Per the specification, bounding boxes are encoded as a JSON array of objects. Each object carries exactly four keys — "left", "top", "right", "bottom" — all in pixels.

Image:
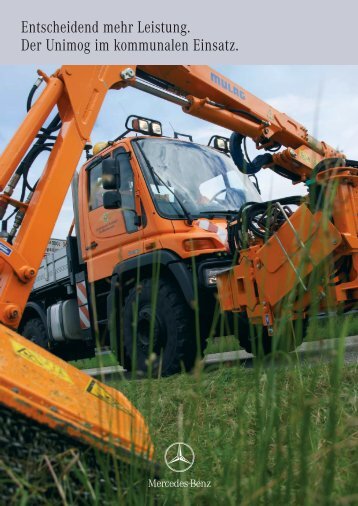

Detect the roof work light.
[
  {"left": 126, "top": 115, "right": 163, "bottom": 137},
  {"left": 208, "top": 135, "right": 230, "bottom": 153}
]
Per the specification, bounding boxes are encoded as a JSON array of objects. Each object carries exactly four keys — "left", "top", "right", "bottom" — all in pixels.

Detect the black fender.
[{"left": 110, "top": 250, "right": 195, "bottom": 306}]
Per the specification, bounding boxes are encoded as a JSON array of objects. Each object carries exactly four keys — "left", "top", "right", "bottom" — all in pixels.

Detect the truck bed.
[{"left": 33, "top": 246, "right": 70, "bottom": 291}]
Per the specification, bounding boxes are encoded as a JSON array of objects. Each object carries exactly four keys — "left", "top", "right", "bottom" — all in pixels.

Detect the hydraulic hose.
[{"left": 229, "top": 132, "right": 273, "bottom": 175}]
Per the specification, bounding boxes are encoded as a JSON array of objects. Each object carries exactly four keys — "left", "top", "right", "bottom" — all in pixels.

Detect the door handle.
[{"left": 85, "top": 241, "right": 98, "bottom": 251}]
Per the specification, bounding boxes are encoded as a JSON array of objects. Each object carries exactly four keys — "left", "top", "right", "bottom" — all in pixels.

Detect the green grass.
[
  {"left": 70, "top": 352, "right": 118, "bottom": 370},
  {"left": 306, "top": 313, "right": 358, "bottom": 342},
  {"left": 5, "top": 344, "right": 356, "bottom": 505},
  {"left": 110, "top": 357, "right": 358, "bottom": 505},
  {"left": 4, "top": 311, "right": 358, "bottom": 505},
  {"left": 205, "top": 312, "right": 358, "bottom": 355},
  {"left": 65, "top": 312, "right": 356, "bottom": 503}
]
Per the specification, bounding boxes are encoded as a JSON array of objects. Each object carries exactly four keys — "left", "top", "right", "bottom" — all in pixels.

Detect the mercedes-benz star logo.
[{"left": 164, "top": 442, "right": 195, "bottom": 472}]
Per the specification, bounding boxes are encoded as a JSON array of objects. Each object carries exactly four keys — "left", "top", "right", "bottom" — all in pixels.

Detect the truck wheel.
[
  {"left": 22, "top": 318, "right": 49, "bottom": 349},
  {"left": 237, "top": 313, "right": 307, "bottom": 356},
  {"left": 123, "top": 278, "right": 197, "bottom": 376}
]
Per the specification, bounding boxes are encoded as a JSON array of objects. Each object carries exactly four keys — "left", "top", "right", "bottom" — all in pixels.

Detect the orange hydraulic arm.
[
  {"left": 0, "top": 66, "right": 166, "bottom": 470},
  {"left": 0, "top": 66, "right": 131, "bottom": 329},
  {"left": 138, "top": 65, "right": 340, "bottom": 179},
  {"left": 0, "top": 65, "right": 354, "bottom": 333}
]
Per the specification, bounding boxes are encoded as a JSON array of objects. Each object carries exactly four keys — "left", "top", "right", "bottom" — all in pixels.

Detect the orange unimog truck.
[
  {"left": 2, "top": 64, "right": 355, "bottom": 483},
  {"left": 20, "top": 115, "right": 261, "bottom": 375},
  {"left": 6, "top": 65, "right": 354, "bottom": 380}
]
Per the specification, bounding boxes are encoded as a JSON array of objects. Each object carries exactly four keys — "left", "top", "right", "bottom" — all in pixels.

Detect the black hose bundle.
[
  {"left": 229, "top": 132, "right": 273, "bottom": 175},
  {"left": 2, "top": 78, "right": 62, "bottom": 237},
  {"left": 227, "top": 196, "right": 303, "bottom": 256}
]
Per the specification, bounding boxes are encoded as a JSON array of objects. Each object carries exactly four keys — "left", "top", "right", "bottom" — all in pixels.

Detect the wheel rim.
[{"left": 136, "top": 305, "right": 167, "bottom": 356}]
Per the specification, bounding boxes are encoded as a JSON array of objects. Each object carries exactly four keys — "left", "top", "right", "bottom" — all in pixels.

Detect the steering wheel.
[
  {"left": 209, "top": 187, "right": 247, "bottom": 209},
  {"left": 208, "top": 188, "right": 227, "bottom": 202}
]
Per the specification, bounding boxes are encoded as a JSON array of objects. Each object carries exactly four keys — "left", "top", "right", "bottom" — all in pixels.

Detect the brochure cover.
[{"left": 0, "top": 1, "right": 357, "bottom": 504}]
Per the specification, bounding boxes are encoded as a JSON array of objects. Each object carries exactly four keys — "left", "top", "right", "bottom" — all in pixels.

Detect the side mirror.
[
  {"left": 103, "top": 191, "right": 122, "bottom": 209},
  {"left": 102, "top": 158, "right": 120, "bottom": 190}
]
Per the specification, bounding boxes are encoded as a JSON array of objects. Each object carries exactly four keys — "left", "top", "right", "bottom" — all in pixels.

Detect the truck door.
[{"left": 81, "top": 145, "right": 144, "bottom": 281}]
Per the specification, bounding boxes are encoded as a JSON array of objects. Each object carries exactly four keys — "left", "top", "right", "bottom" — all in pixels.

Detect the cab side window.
[
  {"left": 89, "top": 160, "right": 104, "bottom": 211},
  {"left": 88, "top": 148, "right": 137, "bottom": 233},
  {"left": 115, "top": 147, "right": 136, "bottom": 233}
]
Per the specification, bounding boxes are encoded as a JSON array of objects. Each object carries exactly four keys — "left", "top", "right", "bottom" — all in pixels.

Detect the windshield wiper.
[
  {"left": 199, "top": 210, "right": 239, "bottom": 218},
  {"left": 136, "top": 142, "right": 194, "bottom": 224}
]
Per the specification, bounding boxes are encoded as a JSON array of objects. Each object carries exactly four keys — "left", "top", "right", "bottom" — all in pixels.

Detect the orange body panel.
[
  {"left": 217, "top": 168, "right": 358, "bottom": 326},
  {"left": 254, "top": 206, "right": 341, "bottom": 307},
  {"left": 79, "top": 137, "right": 229, "bottom": 282},
  {"left": 0, "top": 66, "right": 157, "bottom": 464},
  {"left": 0, "top": 325, "right": 153, "bottom": 461}
]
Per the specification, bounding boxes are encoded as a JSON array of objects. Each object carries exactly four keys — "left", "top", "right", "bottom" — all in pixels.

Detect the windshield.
[{"left": 133, "top": 138, "right": 261, "bottom": 219}]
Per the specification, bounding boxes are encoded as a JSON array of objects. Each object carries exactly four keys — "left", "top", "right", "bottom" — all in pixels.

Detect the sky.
[{"left": 0, "top": 65, "right": 357, "bottom": 238}]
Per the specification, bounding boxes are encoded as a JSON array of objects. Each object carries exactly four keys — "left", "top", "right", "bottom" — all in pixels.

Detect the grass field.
[
  {"left": 7, "top": 336, "right": 356, "bottom": 505},
  {"left": 68, "top": 308, "right": 358, "bottom": 505},
  {"left": 110, "top": 351, "right": 357, "bottom": 505},
  {"left": 64, "top": 302, "right": 358, "bottom": 504}
]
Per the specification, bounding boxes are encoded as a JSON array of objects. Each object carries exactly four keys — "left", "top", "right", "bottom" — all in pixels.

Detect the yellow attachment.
[
  {"left": 0, "top": 325, "right": 153, "bottom": 464},
  {"left": 93, "top": 141, "right": 109, "bottom": 155}
]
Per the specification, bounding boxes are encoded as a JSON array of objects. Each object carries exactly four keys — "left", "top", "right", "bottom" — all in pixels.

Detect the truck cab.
[{"left": 21, "top": 115, "right": 261, "bottom": 376}]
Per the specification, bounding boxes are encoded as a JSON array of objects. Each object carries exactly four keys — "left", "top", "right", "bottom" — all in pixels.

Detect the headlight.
[{"left": 203, "top": 266, "right": 230, "bottom": 286}]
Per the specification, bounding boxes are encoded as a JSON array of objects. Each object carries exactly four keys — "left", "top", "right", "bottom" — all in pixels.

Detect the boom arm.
[
  {"left": 0, "top": 65, "right": 350, "bottom": 329},
  {"left": 137, "top": 65, "right": 341, "bottom": 178}
]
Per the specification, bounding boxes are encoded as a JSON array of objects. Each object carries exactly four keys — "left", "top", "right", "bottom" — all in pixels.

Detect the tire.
[
  {"left": 236, "top": 313, "right": 307, "bottom": 356},
  {"left": 22, "top": 318, "right": 49, "bottom": 349},
  {"left": 122, "top": 278, "right": 198, "bottom": 376},
  {"left": 238, "top": 323, "right": 272, "bottom": 355}
]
